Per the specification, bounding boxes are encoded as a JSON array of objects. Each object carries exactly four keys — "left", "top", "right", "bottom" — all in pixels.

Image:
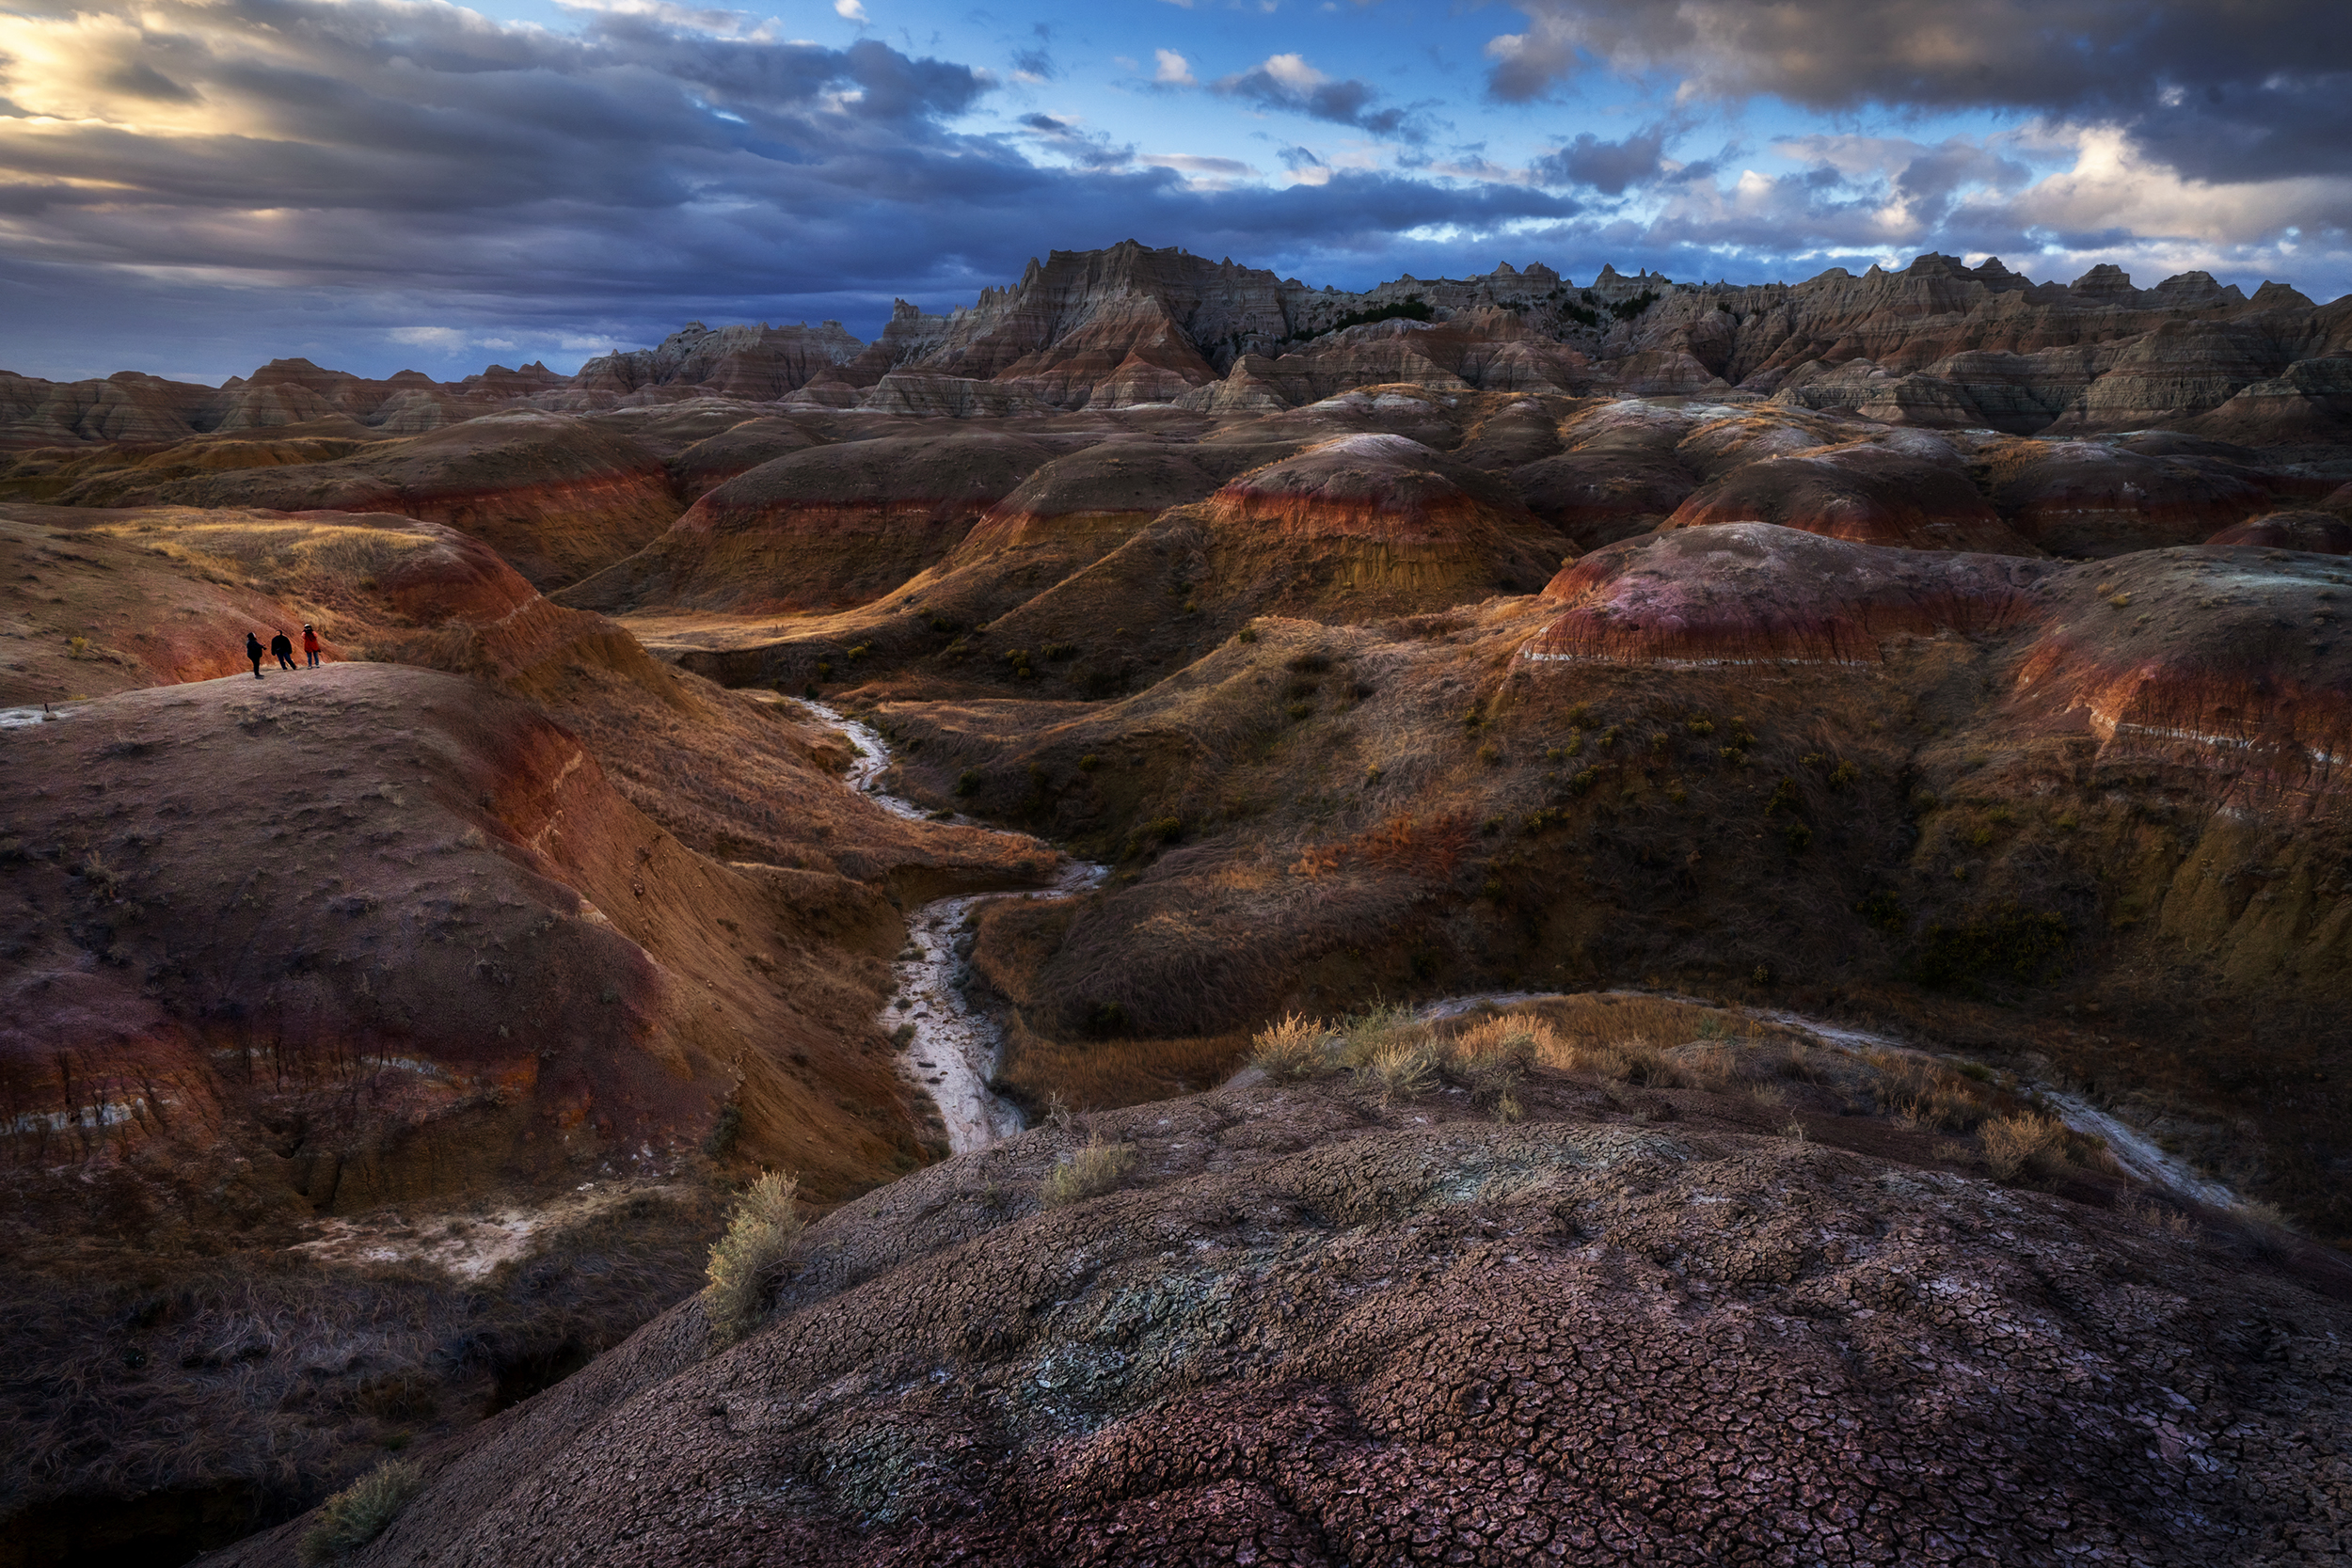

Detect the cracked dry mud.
[{"left": 216, "top": 1070, "right": 2351, "bottom": 1568}]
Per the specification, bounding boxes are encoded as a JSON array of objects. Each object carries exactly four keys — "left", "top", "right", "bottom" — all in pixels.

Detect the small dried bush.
[
  {"left": 300, "top": 1459, "right": 421, "bottom": 1562},
  {"left": 702, "top": 1171, "right": 803, "bottom": 1346},
  {"left": 1450, "top": 1016, "right": 1540, "bottom": 1119},
  {"left": 2117, "top": 1193, "right": 2195, "bottom": 1239},
  {"left": 1042, "top": 1134, "right": 1136, "bottom": 1207},
  {"left": 1250, "top": 1013, "right": 1334, "bottom": 1081},
  {"left": 1363, "top": 1034, "right": 1446, "bottom": 1098},
  {"left": 1335, "top": 1004, "right": 1422, "bottom": 1069},
  {"left": 1981, "top": 1112, "right": 2069, "bottom": 1181}
]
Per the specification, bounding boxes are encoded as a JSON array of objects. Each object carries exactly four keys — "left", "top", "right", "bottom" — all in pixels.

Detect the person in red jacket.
[{"left": 302, "top": 624, "right": 322, "bottom": 668}]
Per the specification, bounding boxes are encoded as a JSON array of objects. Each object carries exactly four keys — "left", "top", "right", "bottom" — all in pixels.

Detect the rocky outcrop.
[
  {"left": 566, "top": 321, "right": 865, "bottom": 406},
  {"left": 209, "top": 1071, "right": 2352, "bottom": 1568},
  {"left": 1528, "top": 523, "right": 2052, "bottom": 666},
  {"left": 9, "top": 250, "right": 2348, "bottom": 442}
]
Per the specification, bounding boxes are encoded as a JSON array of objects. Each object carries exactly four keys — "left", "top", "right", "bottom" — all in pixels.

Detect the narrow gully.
[{"left": 814, "top": 709, "right": 2245, "bottom": 1208}]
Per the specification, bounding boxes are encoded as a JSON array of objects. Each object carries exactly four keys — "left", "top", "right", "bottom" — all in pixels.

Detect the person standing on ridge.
[
  {"left": 246, "top": 631, "right": 265, "bottom": 678},
  {"left": 302, "top": 624, "right": 321, "bottom": 668},
  {"left": 270, "top": 629, "right": 296, "bottom": 672}
]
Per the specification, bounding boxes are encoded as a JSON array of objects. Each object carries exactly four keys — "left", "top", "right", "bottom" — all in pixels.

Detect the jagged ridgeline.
[
  {"left": 7, "top": 241, "right": 2348, "bottom": 440},
  {"left": 6, "top": 240, "right": 2352, "bottom": 1568}
]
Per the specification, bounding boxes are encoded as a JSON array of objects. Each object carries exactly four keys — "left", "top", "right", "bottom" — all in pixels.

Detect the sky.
[{"left": 2, "top": 0, "right": 2347, "bottom": 385}]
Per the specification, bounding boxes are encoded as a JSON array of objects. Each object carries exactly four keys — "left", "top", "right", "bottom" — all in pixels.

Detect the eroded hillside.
[{"left": 5, "top": 240, "right": 2351, "bottom": 1566}]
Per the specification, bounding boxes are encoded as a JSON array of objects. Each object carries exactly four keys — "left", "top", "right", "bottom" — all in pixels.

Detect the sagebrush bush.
[
  {"left": 1981, "top": 1112, "right": 2069, "bottom": 1180},
  {"left": 300, "top": 1459, "right": 421, "bottom": 1562},
  {"left": 1042, "top": 1134, "right": 1136, "bottom": 1207},
  {"left": 1250, "top": 1013, "right": 1333, "bottom": 1081},
  {"left": 702, "top": 1171, "right": 803, "bottom": 1346}
]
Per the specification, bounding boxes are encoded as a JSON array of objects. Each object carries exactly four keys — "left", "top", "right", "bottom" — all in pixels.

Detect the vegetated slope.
[{"left": 209, "top": 1061, "right": 2352, "bottom": 1567}]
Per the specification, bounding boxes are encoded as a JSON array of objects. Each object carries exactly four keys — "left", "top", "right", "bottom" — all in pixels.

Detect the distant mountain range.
[{"left": 8, "top": 242, "right": 2349, "bottom": 448}]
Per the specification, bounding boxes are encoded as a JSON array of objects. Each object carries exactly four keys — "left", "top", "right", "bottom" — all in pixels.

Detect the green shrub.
[
  {"left": 700, "top": 1102, "right": 742, "bottom": 1159},
  {"left": 954, "top": 769, "right": 980, "bottom": 797},
  {"left": 1042, "top": 1135, "right": 1136, "bottom": 1206},
  {"left": 1234, "top": 626, "right": 1258, "bottom": 643},
  {"left": 1077, "top": 753, "right": 1100, "bottom": 771},
  {"left": 701, "top": 1171, "right": 803, "bottom": 1346},
  {"left": 300, "top": 1460, "right": 421, "bottom": 1562}
]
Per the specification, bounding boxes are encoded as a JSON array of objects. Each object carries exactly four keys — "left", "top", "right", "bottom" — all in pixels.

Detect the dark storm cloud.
[
  {"left": 1213, "top": 59, "right": 1424, "bottom": 142},
  {"left": 1485, "top": 0, "right": 2352, "bottom": 182},
  {"left": 0, "top": 1, "right": 1584, "bottom": 379},
  {"left": 1531, "top": 124, "right": 1671, "bottom": 195}
]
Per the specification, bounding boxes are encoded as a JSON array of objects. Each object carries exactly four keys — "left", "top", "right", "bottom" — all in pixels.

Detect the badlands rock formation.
[
  {"left": 1530, "top": 524, "right": 2052, "bottom": 665},
  {"left": 6, "top": 242, "right": 2352, "bottom": 1567},
  {"left": 211, "top": 1069, "right": 2352, "bottom": 1568},
  {"left": 8, "top": 245, "right": 2350, "bottom": 450}
]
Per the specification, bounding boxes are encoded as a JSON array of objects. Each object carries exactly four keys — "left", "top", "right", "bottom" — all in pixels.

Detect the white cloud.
[
  {"left": 834, "top": 0, "right": 866, "bottom": 22},
  {"left": 388, "top": 327, "right": 472, "bottom": 352},
  {"left": 1141, "top": 152, "right": 1255, "bottom": 190},
  {"left": 1152, "top": 49, "right": 1196, "bottom": 87},
  {"left": 1260, "top": 54, "right": 1327, "bottom": 90}
]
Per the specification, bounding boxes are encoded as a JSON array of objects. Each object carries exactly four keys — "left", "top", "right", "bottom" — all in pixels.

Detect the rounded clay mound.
[
  {"left": 560, "top": 433, "right": 1065, "bottom": 614},
  {"left": 2205, "top": 510, "right": 2352, "bottom": 555},
  {"left": 1979, "top": 438, "right": 2276, "bottom": 557},
  {"left": 1662, "top": 437, "right": 2027, "bottom": 553},
  {"left": 2011, "top": 548, "right": 2352, "bottom": 800},
  {"left": 213, "top": 1074, "right": 2352, "bottom": 1568},
  {"left": 1211, "top": 433, "right": 1534, "bottom": 539},
  {"left": 1528, "top": 522, "right": 2052, "bottom": 666},
  {"left": 666, "top": 417, "right": 825, "bottom": 501}
]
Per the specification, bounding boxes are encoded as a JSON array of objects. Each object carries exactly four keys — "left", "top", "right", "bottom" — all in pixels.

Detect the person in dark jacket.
[
  {"left": 302, "top": 624, "right": 321, "bottom": 668},
  {"left": 246, "top": 631, "right": 265, "bottom": 678},
  {"left": 270, "top": 630, "right": 296, "bottom": 671}
]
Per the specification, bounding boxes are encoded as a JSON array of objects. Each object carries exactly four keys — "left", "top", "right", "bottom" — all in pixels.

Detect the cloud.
[
  {"left": 1483, "top": 0, "right": 2352, "bottom": 185},
  {"left": 1152, "top": 49, "right": 1196, "bottom": 87},
  {"left": 1532, "top": 124, "right": 1673, "bottom": 196},
  {"left": 1215, "top": 53, "right": 1424, "bottom": 140},
  {"left": 0, "top": 0, "right": 2342, "bottom": 387},
  {"left": 388, "top": 327, "right": 472, "bottom": 351},
  {"left": 834, "top": 0, "right": 866, "bottom": 23}
]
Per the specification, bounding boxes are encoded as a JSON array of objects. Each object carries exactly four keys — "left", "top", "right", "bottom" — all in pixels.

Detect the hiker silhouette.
[
  {"left": 246, "top": 632, "right": 264, "bottom": 678},
  {"left": 270, "top": 630, "right": 295, "bottom": 671}
]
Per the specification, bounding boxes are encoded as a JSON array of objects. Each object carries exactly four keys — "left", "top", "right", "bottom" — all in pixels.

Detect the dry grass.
[
  {"left": 2117, "top": 1192, "right": 2196, "bottom": 1239},
  {"left": 1981, "top": 1112, "right": 2069, "bottom": 1181},
  {"left": 701, "top": 1171, "right": 803, "bottom": 1347},
  {"left": 1250, "top": 1013, "right": 1335, "bottom": 1081},
  {"left": 1041, "top": 1134, "right": 1136, "bottom": 1207},
  {"left": 299, "top": 1459, "right": 421, "bottom": 1562}
]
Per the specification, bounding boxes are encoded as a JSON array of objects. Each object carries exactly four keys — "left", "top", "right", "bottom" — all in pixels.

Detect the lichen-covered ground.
[{"left": 216, "top": 1066, "right": 2351, "bottom": 1568}]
